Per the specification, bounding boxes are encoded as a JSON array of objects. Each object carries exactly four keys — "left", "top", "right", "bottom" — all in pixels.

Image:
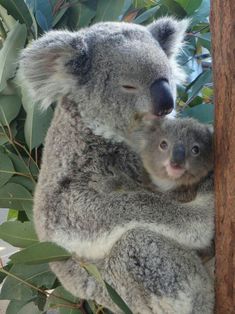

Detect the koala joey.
[
  {"left": 19, "top": 17, "right": 214, "bottom": 314},
  {"left": 91, "top": 114, "right": 214, "bottom": 204}
]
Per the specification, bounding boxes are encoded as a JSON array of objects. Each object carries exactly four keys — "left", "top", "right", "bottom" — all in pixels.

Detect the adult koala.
[{"left": 19, "top": 18, "right": 214, "bottom": 314}]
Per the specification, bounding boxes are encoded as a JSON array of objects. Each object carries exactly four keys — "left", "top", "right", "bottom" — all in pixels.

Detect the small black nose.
[
  {"left": 150, "top": 79, "right": 174, "bottom": 116},
  {"left": 171, "top": 144, "right": 185, "bottom": 166}
]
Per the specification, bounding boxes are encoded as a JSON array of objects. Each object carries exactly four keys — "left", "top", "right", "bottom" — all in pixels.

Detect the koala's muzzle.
[
  {"left": 150, "top": 79, "right": 174, "bottom": 116},
  {"left": 171, "top": 143, "right": 186, "bottom": 167}
]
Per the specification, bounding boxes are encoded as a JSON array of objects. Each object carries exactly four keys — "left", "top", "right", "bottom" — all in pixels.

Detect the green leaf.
[
  {"left": 191, "top": 0, "right": 210, "bottom": 24},
  {"left": 0, "top": 263, "right": 12, "bottom": 284},
  {"left": 6, "top": 300, "right": 30, "bottom": 314},
  {"left": 175, "top": 0, "right": 202, "bottom": 15},
  {"left": 159, "top": 0, "right": 187, "bottom": 18},
  {"left": 76, "top": 2, "right": 96, "bottom": 29},
  {"left": 94, "top": 0, "right": 125, "bottom": 22},
  {"left": 104, "top": 281, "right": 133, "bottom": 314},
  {"left": 21, "top": 87, "right": 53, "bottom": 151},
  {"left": 0, "top": 22, "right": 27, "bottom": 92},
  {"left": 0, "top": 263, "right": 56, "bottom": 301},
  {"left": 18, "top": 301, "right": 43, "bottom": 314},
  {"left": 0, "top": 221, "right": 38, "bottom": 248},
  {"left": 0, "top": 4, "right": 17, "bottom": 31},
  {"left": 180, "top": 103, "right": 214, "bottom": 124},
  {"left": 197, "top": 33, "right": 211, "bottom": 51},
  {"left": 186, "top": 70, "right": 212, "bottom": 101},
  {"left": 134, "top": 6, "right": 159, "bottom": 24},
  {"left": 52, "top": 6, "right": 69, "bottom": 27},
  {"left": 0, "top": 121, "right": 17, "bottom": 145},
  {"left": 0, "top": 183, "right": 33, "bottom": 217},
  {"left": 0, "top": 0, "right": 32, "bottom": 28},
  {"left": 7, "top": 152, "right": 31, "bottom": 175},
  {"left": 10, "top": 242, "right": 71, "bottom": 264},
  {"left": 83, "top": 263, "right": 133, "bottom": 314},
  {"left": 9, "top": 176, "right": 35, "bottom": 193},
  {"left": 0, "top": 151, "right": 14, "bottom": 187},
  {"left": 0, "top": 95, "right": 22, "bottom": 126},
  {"left": 48, "top": 286, "right": 81, "bottom": 314},
  {"left": 7, "top": 208, "right": 18, "bottom": 220},
  {"left": 83, "top": 263, "right": 104, "bottom": 284}
]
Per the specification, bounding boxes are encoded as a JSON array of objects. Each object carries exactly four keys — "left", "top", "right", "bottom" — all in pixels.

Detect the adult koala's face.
[{"left": 20, "top": 18, "right": 189, "bottom": 141}]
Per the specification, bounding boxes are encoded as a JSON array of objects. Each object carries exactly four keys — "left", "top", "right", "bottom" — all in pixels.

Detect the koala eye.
[
  {"left": 191, "top": 145, "right": 200, "bottom": 156},
  {"left": 122, "top": 85, "right": 138, "bottom": 92},
  {"left": 159, "top": 140, "right": 168, "bottom": 151}
]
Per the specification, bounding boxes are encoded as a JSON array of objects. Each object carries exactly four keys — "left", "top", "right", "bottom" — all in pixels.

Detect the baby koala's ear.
[{"left": 148, "top": 17, "right": 190, "bottom": 58}]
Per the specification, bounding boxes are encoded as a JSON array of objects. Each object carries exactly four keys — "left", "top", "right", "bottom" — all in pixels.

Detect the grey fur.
[{"left": 19, "top": 18, "right": 214, "bottom": 313}]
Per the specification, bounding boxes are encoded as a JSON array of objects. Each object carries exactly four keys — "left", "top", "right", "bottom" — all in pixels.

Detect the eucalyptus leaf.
[
  {"left": 187, "top": 70, "right": 212, "bottom": 101},
  {"left": 180, "top": 103, "right": 214, "bottom": 124},
  {"left": 6, "top": 300, "right": 30, "bottom": 314},
  {"left": 0, "top": 221, "right": 38, "bottom": 248},
  {"left": 0, "top": 22, "right": 27, "bottom": 92},
  {"left": 52, "top": 6, "right": 69, "bottom": 27},
  {"left": 10, "top": 242, "right": 71, "bottom": 264},
  {"left": 197, "top": 32, "right": 211, "bottom": 50},
  {"left": 0, "top": 151, "right": 14, "bottom": 187},
  {"left": 0, "top": 263, "right": 55, "bottom": 301},
  {"left": 159, "top": 0, "right": 187, "bottom": 18},
  {"left": 94, "top": 0, "right": 125, "bottom": 22},
  {"left": 35, "top": 0, "right": 53, "bottom": 31},
  {"left": 175, "top": 0, "right": 202, "bottom": 15},
  {"left": 7, "top": 208, "right": 18, "bottom": 220},
  {"left": 83, "top": 263, "right": 104, "bottom": 284},
  {"left": 7, "top": 151, "right": 31, "bottom": 176},
  {"left": 18, "top": 301, "right": 43, "bottom": 314},
  {"left": 191, "top": 0, "right": 210, "bottom": 24},
  {"left": 0, "top": 4, "right": 17, "bottom": 31},
  {"left": 0, "top": 263, "right": 12, "bottom": 284},
  {"left": 104, "top": 281, "right": 133, "bottom": 314},
  {"left": 0, "top": 0, "right": 32, "bottom": 28},
  {"left": 134, "top": 6, "right": 159, "bottom": 24},
  {"left": 0, "top": 182, "right": 33, "bottom": 216},
  {"left": 75, "top": 2, "right": 96, "bottom": 29},
  {"left": 0, "top": 95, "right": 21, "bottom": 126},
  {"left": 9, "top": 176, "right": 35, "bottom": 193},
  {"left": 48, "top": 286, "right": 81, "bottom": 314},
  {"left": 21, "top": 87, "right": 53, "bottom": 151}
]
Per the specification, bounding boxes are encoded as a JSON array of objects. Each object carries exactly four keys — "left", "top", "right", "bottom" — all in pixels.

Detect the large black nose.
[
  {"left": 150, "top": 79, "right": 174, "bottom": 116},
  {"left": 171, "top": 143, "right": 186, "bottom": 166}
]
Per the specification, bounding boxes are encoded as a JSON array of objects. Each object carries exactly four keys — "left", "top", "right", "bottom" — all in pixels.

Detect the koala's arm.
[
  {"left": 89, "top": 170, "right": 140, "bottom": 193},
  {"left": 35, "top": 164, "right": 214, "bottom": 259}
]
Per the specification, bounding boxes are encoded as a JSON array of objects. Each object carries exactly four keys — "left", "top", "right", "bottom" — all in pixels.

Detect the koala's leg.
[
  {"left": 103, "top": 228, "right": 214, "bottom": 314},
  {"left": 50, "top": 258, "right": 122, "bottom": 314}
]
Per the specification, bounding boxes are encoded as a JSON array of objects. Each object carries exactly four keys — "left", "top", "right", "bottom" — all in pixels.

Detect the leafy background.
[{"left": 0, "top": 0, "right": 213, "bottom": 313}]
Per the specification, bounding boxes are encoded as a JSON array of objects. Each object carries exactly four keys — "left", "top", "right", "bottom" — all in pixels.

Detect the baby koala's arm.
[
  {"left": 165, "top": 185, "right": 198, "bottom": 203},
  {"left": 158, "top": 173, "right": 214, "bottom": 203}
]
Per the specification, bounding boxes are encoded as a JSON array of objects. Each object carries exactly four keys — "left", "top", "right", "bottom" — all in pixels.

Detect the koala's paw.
[{"left": 197, "top": 174, "right": 214, "bottom": 194}]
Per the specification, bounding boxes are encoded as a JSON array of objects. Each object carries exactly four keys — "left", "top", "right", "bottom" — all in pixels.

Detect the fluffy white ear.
[
  {"left": 148, "top": 17, "right": 190, "bottom": 58},
  {"left": 19, "top": 30, "right": 90, "bottom": 110}
]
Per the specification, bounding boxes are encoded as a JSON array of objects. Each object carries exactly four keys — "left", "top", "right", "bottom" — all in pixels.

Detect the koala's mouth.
[{"left": 165, "top": 163, "right": 186, "bottom": 179}]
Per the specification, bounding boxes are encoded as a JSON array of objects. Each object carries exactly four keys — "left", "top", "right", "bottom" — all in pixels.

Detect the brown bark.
[{"left": 210, "top": 1, "right": 235, "bottom": 313}]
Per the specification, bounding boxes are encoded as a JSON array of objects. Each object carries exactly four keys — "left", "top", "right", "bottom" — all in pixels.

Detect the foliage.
[{"left": 0, "top": 0, "right": 213, "bottom": 313}]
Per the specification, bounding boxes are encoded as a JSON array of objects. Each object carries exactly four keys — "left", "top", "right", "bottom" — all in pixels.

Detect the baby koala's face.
[{"left": 129, "top": 114, "right": 214, "bottom": 190}]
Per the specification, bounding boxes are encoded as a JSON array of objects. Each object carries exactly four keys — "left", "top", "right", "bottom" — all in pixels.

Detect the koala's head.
[
  {"left": 129, "top": 114, "right": 214, "bottom": 190},
  {"left": 19, "top": 18, "right": 189, "bottom": 141}
]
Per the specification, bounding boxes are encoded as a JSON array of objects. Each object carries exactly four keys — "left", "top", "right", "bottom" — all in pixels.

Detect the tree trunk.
[{"left": 210, "top": 1, "right": 235, "bottom": 313}]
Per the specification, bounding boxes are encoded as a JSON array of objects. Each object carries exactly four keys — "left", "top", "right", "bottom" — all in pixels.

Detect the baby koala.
[
  {"left": 90, "top": 113, "right": 214, "bottom": 203},
  {"left": 128, "top": 113, "right": 214, "bottom": 202}
]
